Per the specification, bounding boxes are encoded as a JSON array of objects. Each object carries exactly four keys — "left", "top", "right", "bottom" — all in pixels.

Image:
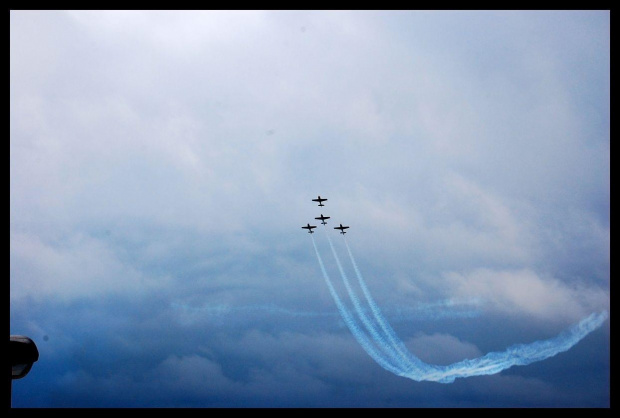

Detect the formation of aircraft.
[
  {"left": 302, "top": 223, "right": 317, "bottom": 234},
  {"left": 315, "top": 214, "right": 330, "bottom": 225},
  {"left": 302, "top": 196, "right": 350, "bottom": 235}
]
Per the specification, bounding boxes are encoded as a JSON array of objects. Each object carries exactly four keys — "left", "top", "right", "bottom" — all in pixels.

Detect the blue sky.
[{"left": 10, "top": 10, "right": 609, "bottom": 407}]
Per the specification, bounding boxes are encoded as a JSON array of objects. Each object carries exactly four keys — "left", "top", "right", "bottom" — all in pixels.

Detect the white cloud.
[
  {"left": 66, "top": 10, "right": 268, "bottom": 53},
  {"left": 442, "top": 267, "right": 609, "bottom": 322},
  {"left": 10, "top": 232, "right": 170, "bottom": 303}
]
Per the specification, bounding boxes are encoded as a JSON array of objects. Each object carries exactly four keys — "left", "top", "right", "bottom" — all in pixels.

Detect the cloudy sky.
[{"left": 10, "top": 10, "right": 609, "bottom": 407}]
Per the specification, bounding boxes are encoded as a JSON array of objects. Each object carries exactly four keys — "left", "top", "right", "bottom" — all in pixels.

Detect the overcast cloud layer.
[{"left": 10, "top": 10, "right": 609, "bottom": 407}]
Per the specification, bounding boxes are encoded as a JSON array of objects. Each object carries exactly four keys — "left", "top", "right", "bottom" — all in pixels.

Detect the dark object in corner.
[{"left": 10, "top": 335, "right": 39, "bottom": 380}]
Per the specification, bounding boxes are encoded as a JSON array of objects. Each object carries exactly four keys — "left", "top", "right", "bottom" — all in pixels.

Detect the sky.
[{"left": 10, "top": 10, "right": 609, "bottom": 408}]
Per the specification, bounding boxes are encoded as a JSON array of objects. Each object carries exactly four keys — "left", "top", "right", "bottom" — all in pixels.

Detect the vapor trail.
[
  {"left": 323, "top": 227, "right": 408, "bottom": 372},
  {"left": 318, "top": 235, "right": 608, "bottom": 383},
  {"left": 343, "top": 237, "right": 427, "bottom": 375},
  {"left": 310, "top": 235, "right": 403, "bottom": 375},
  {"left": 413, "top": 310, "right": 609, "bottom": 383}
]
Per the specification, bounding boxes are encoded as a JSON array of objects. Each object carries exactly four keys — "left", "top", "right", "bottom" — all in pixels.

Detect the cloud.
[
  {"left": 442, "top": 267, "right": 609, "bottom": 322},
  {"left": 406, "top": 333, "right": 483, "bottom": 365},
  {"left": 10, "top": 231, "right": 171, "bottom": 303},
  {"left": 10, "top": 10, "right": 609, "bottom": 407},
  {"left": 148, "top": 354, "right": 240, "bottom": 401},
  {"left": 49, "top": 328, "right": 380, "bottom": 407}
]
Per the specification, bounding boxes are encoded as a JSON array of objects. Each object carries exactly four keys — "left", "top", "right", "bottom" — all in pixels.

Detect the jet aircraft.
[
  {"left": 312, "top": 196, "right": 327, "bottom": 206},
  {"left": 302, "top": 224, "right": 317, "bottom": 233},
  {"left": 334, "top": 224, "right": 350, "bottom": 234},
  {"left": 315, "top": 214, "right": 330, "bottom": 225}
]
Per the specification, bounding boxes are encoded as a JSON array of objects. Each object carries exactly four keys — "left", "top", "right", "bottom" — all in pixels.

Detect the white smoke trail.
[
  {"left": 414, "top": 310, "right": 609, "bottom": 383},
  {"left": 343, "top": 237, "right": 428, "bottom": 375},
  {"left": 322, "top": 227, "right": 409, "bottom": 373},
  {"left": 170, "top": 302, "right": 338, "bottom": 318},
  {"left": 310, "top": 235, "right": 403, "bottom": 375},
  {"left": 389, "top": 299, "right": 483, "bottom": 321},
  {"left": 315, "top": 234, "right": 609, "bottom": 383}
]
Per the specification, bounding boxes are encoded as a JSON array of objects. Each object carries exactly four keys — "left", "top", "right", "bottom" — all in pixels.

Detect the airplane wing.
[
  {"left": 302, "top": 224, "right": 317, "bottom": 233},
  {"left": 312, "top": 196, "right": 327, "bottom": 205},
  {"left": 315, "top": 214, "right": 330, "bottom": 225}
]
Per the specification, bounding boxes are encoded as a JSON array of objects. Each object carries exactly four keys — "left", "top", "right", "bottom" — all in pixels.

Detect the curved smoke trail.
[
  {"left": 310, "top": 235, "right": 403, "bottom": 375},
  {"left": 314, "top": 234, "right": 609, "bottom": 383},
  {"left": 323, "top": 227, "right": 407, "bottom": 372},
  {"left": 343, "top": 237, "right": 428, "bottom": 375},
  {"left": 414, "top": 310, "right": 609, "bottom": 383}
]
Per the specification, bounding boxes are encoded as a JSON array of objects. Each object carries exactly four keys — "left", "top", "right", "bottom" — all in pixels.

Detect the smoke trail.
[
  {"left": 170, "top": 302, "right": 338, "bottom": 318},
  {"left": 310, "top": 235, "right": 403, "bottom": 375},
  {"left": 330, "top": 237, "right": 608, "bottom": 383},
  {"left": 343, "top": 237, "right": 428, "bottom": 375},
  {"left": 323, "top": 227, "right": 408, "bottom": 373},
  {"left": 415, "top": 310, "right": 609, "bottom": 383}
]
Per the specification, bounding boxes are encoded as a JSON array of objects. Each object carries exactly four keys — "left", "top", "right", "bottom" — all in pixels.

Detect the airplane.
[
  {"left": 302, "top": 223, "right": 317, "bottom": 234},
  {"left": 334, "top": 224, "right": 350, "bottom": 234},
  {"left": 312, "top": 196, "right": 327, "bottom": 206},
  {"left": 315, "top": 214, "right": 330, "bottom": 225}
]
